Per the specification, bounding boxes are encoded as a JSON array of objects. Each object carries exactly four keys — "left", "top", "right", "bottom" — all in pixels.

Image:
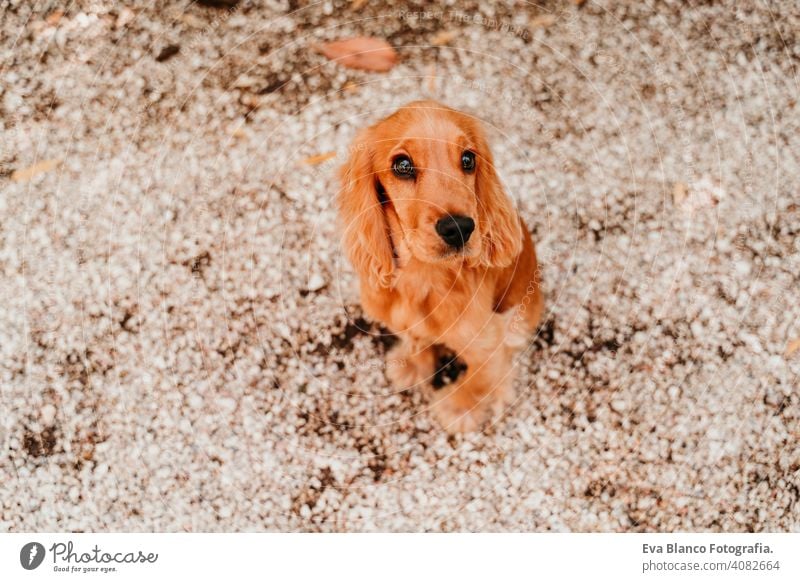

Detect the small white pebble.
[
  {"left": 735, "top": 260, "right": 752, "bottom": 276},
  {"left": 306, "top": 273, "right": 327, "bottom": 292},
  {"left": 610, "top": 399, "right": 628, "bottom": 413},
  {"left": 41, "top": 404, "right": 57, "bottom": 426},
  {"left": 188, "top": 394, "right": 204, "bottom": 409},
  {"left": 216, "top": 397, "right": 237, "bottom": 413}
]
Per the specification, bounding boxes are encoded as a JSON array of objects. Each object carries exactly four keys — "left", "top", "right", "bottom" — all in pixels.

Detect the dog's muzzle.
[{"left": 435, "top": 214, "right": 475, "bottom": 249}]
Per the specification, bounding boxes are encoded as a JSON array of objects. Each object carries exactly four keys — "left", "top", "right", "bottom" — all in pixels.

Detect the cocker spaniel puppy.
[{"left": 338, "top": 100, "right": 544, "bottom": 432}]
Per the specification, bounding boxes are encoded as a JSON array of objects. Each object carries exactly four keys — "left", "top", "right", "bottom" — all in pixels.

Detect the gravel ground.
[{"left": 1, "top": 0, "right": 799, "bottom": 532}]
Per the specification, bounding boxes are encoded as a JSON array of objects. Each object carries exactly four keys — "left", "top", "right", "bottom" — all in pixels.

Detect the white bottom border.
[{"left": 2, "top": 533, "right": 798, "bottom": 581}]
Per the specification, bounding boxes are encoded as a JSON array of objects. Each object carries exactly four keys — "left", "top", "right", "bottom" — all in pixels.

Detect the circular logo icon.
[{"left": 20, "top": 542, "right": 46, "bottom": 570}]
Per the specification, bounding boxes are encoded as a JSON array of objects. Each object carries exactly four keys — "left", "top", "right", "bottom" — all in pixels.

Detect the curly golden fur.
[{"left": 338, "top": 100, "right": 544, "bottom": 432}]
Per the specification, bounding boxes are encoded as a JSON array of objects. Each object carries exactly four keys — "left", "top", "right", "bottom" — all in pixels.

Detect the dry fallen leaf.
[
  {"left": 342, "top": 81, "right": 360, "bottom": 93},
  {"left": 12, "top": 159, "right": 62, "bottom": 182},
  {"left": 531, "top": 15, "right": 557, "bottom": 28},
  {"left": 785, "top": 339, "right": 800, "bottom": 357},
  {"left": 300, "top": 152, "right": 337, "bottom": 166},
  {"left": 156, "top": 44, "right": 180, "bottom": 63},
  {"left": 315, "top": 37, "right": 398, "bottom": 72},
  {"left": 177, "top": 12, "right": 205, "bottom": 28},
  {"left": 350, "top": 0, "right": 368, "bottom": 9},
  {"left": 46, "top": 10, "right": 64, "bottom": 26},
  {"left": 431, "top": 30, "right": 457, "bottom": 46},
  {"left": 673, "top": 181, "right": 687, "bottom": 206},
  {"left": 228, "top": 126, "right": 246, "bottom": 138}
]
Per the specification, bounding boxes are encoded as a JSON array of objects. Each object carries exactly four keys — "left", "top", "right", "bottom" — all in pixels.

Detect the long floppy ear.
[
  {"left": 338, "top": 129, "right": 394, "bottom": 288},
  {"left": 475, "top": 137, "right": 523, "bottom": 268}
]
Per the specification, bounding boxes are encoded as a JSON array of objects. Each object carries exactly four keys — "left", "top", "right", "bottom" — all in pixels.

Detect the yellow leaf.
[
  {"left": 46, "top": 10, "right": 64, "bottom": 26},
  {"left": 11, "top": 159, "right": 62, "bottom": 182},
  {"left": 228, "top": 126, "right": 246, "bottom": 138},
  {"left": 315, "top": 37, "right": 398, "bottom": 72},
  {"left": 300, "top": 152, "right": 336, "bottom": 165},
  {"left": 673, "top": 182, "right": 687, "bottom": 205},
  {"left": 431, "top": 30, "right": 457, "bottom": 46},
  {"left": 531, "top": 15, "right": 556, "bottom": 28}
]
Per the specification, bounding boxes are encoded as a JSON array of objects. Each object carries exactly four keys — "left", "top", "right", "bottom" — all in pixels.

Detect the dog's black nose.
[{"left": 435, "top": 215, "right": 475, "bottom": 248}]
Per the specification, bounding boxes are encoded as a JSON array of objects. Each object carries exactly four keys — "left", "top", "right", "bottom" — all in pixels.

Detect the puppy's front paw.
[
  {"left": 432, "top": 391, "right": 487, "bottom": 433},
  {"left": 385, "top": 344, "right": 430, "bottom": 389},
  {"left": 488, "top": 381, "right": 515, "bottom": 421},
  {"left": 431, "top": 382, "right": 513, "bottom": 433}
]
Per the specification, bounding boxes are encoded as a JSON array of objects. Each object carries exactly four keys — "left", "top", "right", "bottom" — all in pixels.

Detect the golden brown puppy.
[{"left": 338, "top": 100, "right": 543, "bottom": 432}]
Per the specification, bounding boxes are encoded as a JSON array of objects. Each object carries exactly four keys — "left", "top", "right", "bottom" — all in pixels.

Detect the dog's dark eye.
[
  {"left": 391, "top": 155, "right": 415, "bottom": 178},
  {"left": 461, "top": 151, "right": 476, "bottom": 172}
]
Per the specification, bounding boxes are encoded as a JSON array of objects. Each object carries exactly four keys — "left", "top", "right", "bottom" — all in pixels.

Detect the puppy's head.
[{"left": 338, "top": 100, "right": 521, "bottom": 288}]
